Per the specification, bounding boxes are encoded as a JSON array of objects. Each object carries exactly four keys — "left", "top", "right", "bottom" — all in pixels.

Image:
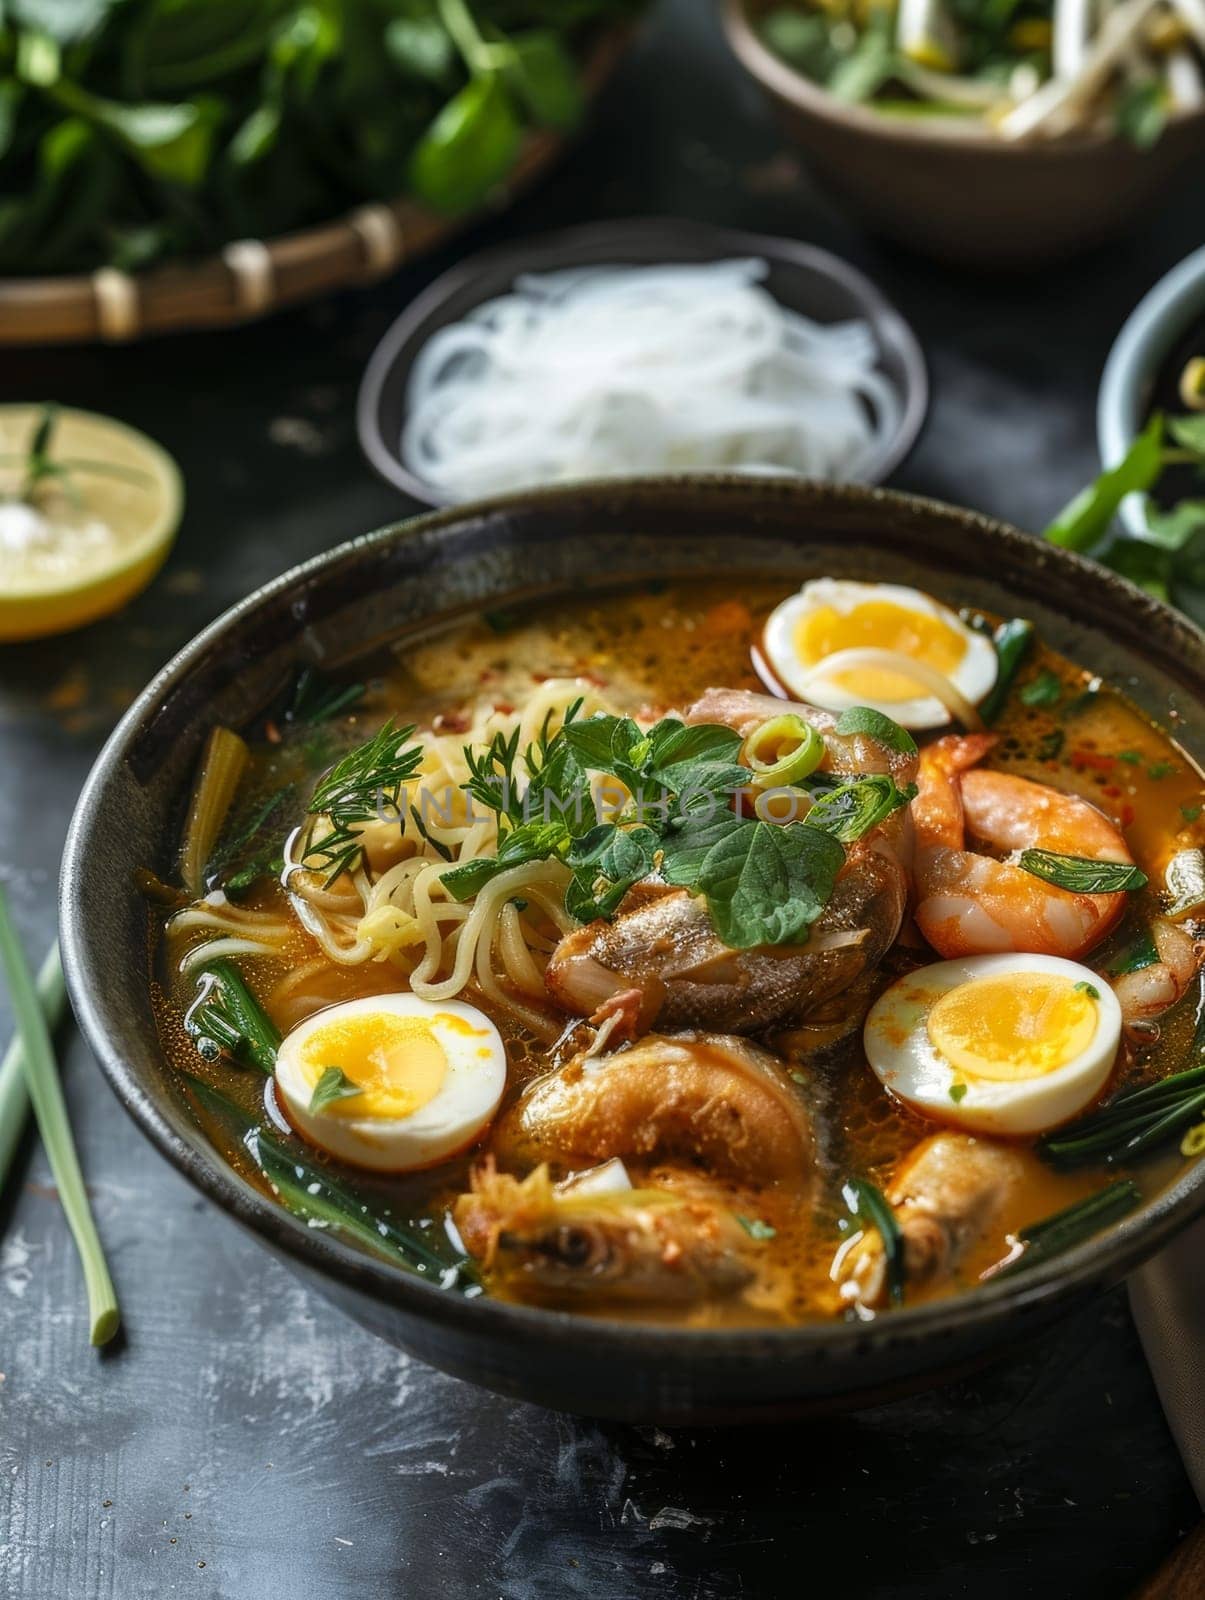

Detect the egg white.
[
  {"left": 756, "top": 578, "right": 998, "bottom": 730},
  {"left": 274, "top": 993, "right": 506, "bottom": 1172},
  {"left": 864, "top": 953, "right": 1121, "bottom": 1136}
]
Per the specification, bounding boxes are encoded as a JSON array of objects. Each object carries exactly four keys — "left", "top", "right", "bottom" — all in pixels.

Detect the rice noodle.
[
  {"left": 400, "top": 260, "right": 903, "bottom": 501},
  {"left": 273, "top": 678, "right": 618, "bottom": 1034}
]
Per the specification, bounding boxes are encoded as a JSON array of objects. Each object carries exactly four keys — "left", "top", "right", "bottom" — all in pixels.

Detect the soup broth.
[{"left": 152, "top": 577, "right": 1205, "bottom": 1327}]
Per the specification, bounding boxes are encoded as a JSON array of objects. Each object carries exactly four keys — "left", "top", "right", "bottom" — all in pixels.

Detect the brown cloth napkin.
[{"left": 1129, "top": 1217, "right": 1205, "bottom": 1508}]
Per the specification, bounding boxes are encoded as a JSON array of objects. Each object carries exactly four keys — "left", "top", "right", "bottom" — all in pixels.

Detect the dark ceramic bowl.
[
  {"left": 61, "top": 478, "right": 1205, "bottom": 1424},
  {"left": 356, "top": 217, "right": 927, "bottom": 504},
  {"left": 723, "top": 0, "right": 1205, "bottom": 270}
]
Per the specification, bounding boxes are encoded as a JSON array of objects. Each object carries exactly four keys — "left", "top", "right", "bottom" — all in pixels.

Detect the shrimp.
[
  {"left": 454, "top": 1161, "right": 756, "bottom": 1304},
  {"left": 832, "top": 1133, "right": 1025, "bottom": 1310},
  {"left": 913, "top": 733, "right": 1134, "bottom": 960},
  {"left": 1110, "top": 916, "right": 1204, "bottom": 1032},
  {"left": 495, "top": 1032, "right": 814, "bottom": 1187}
]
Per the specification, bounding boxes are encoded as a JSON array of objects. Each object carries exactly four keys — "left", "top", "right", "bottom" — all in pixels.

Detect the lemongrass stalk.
[
  {"left": 0, "top": 895, "right": 119, "bottom": 1345},
  {"left": 0, "top": 944, "right": 65, "bottom": 1195}
]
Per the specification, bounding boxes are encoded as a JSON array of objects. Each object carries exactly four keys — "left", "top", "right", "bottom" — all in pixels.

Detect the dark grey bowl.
[
  {"left": 356, "top": 217, "right": 928, "bottom": 504},
  {"left": 60, "top": 478, "right": 1205, "bottom": 1423}
]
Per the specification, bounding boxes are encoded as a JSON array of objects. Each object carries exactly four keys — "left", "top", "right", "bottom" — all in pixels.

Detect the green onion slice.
[{"left": 742, "top": 714, "right": 824, "bottom": 789}]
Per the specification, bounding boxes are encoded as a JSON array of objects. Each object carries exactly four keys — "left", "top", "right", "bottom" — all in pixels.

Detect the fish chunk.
[{"left": 834, "top": 1133, "right": 1025, "bottom": 1308}]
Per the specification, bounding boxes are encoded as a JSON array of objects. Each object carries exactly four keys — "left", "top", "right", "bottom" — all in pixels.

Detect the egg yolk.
[
  {"left": 795, "top": 600, "right": 967, "bottom": 701},
  {"left": 927, "top": 974, "right": 1097, "bottom": 1082},
  {"left": 301, "top": 1014, "right": 448, "bottom": 1118}
]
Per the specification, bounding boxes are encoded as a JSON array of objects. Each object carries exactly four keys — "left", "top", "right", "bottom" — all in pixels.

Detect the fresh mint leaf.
[
  {"left": 833, "top": 706, "right": 917, "bottom": 757},
  {"left": 668, "top": 817, "right": 844, "bottom": 950}
]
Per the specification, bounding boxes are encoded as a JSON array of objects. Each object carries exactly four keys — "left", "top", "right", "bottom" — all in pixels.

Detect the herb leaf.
[
  {"left": 309, "top": 1066, "right": 362, "bottom": 1114},
  {"left": 736, "top": 1215, "right": 776, "bottom": 1240},
  {"left": 833, "top": 706, "right": 917, "bottom": 756},
  {"left": 1018, "top": 850, "right": 1148, "bottom": 894},
  {"left": 663, "top": 813, "right": 844, "bottom": 949},
  {"left": 1044, "top": 414, "right": 1165, "bottom": 552},
  {"left": 843, "top": 1178, "right": 904, "bottom": 1305},
  {"left": 1019, "top": 669, "right": 1062, "bottom": 708},
  {"left": 804, "top": 775, "right": 916, "bottom": 844},
  {"left": 977, "top": 617, "right": 1035, "bottom": 724}
]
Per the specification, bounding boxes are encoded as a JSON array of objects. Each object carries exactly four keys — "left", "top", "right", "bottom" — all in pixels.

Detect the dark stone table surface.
[{"left": 0, "top": 4, "right": 1201, "bottom": 1596}]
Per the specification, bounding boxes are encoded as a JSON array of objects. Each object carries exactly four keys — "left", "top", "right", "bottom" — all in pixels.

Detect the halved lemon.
[{"left": 0, "top": 405, "right": 183, "bottom": 643}]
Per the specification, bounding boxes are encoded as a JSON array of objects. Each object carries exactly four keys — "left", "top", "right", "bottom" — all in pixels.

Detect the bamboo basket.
[{"left": 0, "top": 31, "right": 629, "bottom": 348}]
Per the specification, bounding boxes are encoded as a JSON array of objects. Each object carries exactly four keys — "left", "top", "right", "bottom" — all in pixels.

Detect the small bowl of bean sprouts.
[{"left": 724, "top": 0, "right": 1205, "bottom": 268}]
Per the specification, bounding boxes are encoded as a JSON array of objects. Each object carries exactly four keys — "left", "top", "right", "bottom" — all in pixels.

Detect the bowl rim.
[
  {"left": 355, "top": 214, "right": 929, "bottom": 506},
  {"left": 722, "top": 0, "right": 1205, "bottom": 153},
  {"left": 1098, "top": 242, "right": 1205, "bottom": 540},
  {"left": 60, "top": 476, "right": 1205, "bottom": 1364}
]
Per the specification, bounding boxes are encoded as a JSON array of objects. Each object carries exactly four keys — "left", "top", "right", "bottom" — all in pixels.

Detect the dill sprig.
[{"left": 302, "top": 720, "right": 423, "bottom": 885}]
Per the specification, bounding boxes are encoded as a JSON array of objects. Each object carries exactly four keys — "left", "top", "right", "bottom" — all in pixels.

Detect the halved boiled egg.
[
  {"left": 274, "top": 994, "right": 506, "bottom": 1171},
  {"left": 755, "top": 578, "right": 998, "bottom": 730},
  {"left": 864, "top": 953, "right": 1121, "bottom": 1136}
]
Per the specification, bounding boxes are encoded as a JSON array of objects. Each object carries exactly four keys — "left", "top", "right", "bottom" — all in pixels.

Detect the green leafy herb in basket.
[{"left": 0, "top": 0, "right": 642, "bottom": 275}]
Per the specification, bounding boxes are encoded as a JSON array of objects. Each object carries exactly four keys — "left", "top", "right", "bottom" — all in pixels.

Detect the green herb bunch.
[
  {"left": 441, "top": 707, "right": 915, "bottom": 950},
  {"left": 1044, "top": 412, "right": 1205, "bottom": 609},
  {"left": 0, "top": 0, "right": 640, "bottom": 275}
]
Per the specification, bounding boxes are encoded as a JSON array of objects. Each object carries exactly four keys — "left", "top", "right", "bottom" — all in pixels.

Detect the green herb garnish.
[
  {"left": 1147, "top": 761, "right": 1177, "bottom": 780},
  {"left": 185, "top": 959, "right": 281, "bottom": 1075},
  {"left": 1018, "top": 850, "right": 1148, "bottom": 895},
  {"left": 1073, "top": 980, "right": 1101, "bottom": 999},
  {"left": 736, "top": 1216, "right": 776, "bottom": 1241},
  {"left": 949, "top": 1083, "right": 968, "bottom": 1104},
  {"left": 1019, "top": 670, "right": 1061, "bottom": 708},
  {"left": 977, "top": 617, "right": 1035, "bottom": 724},
  {"left": 833, "top": 706, "right": 917, "bottom": 756},
  {"left": 1182, "top": 804, "right": 1202, "bottom": 823},
  {"left": 186, "top": 1076, "right": 475, "bottom": 1288},
  {"left": 309, "top": 1067, "right": 362, "bottom": 1114},
  {"left": 998, "top": 1181, "right": 1141, "bottom": 1277},
  {"left": 843, "top": 1177, "right": 904, "bottom": 1305},
  {"left": 303, "top": 720, "right": 424, "bottom": 885},
  {"left": 1040, "top": 1062, "right": 1205, "bottom": 1168}
]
